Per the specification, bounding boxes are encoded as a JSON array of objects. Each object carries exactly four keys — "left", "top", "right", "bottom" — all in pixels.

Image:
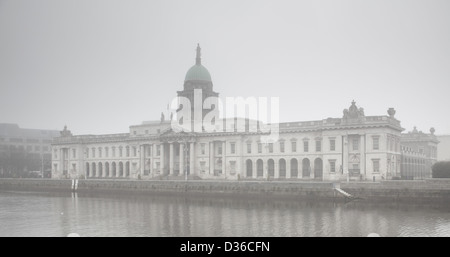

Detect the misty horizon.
[{"left": 1, "top": 0, "right": 449, "bottom": 136}]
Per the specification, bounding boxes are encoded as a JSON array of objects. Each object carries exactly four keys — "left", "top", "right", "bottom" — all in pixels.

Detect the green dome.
[{"left": 184, "top": 64, "right": 212, "bottom": 82}]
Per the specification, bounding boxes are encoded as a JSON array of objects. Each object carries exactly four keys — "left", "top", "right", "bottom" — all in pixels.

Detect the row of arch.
[
  {"left": 401, "top": 157, "right": 429, "bottom": 179},
  {"left": 86, "top": 161, "right": 130, "bottom": 178},
  {"left": 245, "top": 158, "right": 323, "bottom": 179}
]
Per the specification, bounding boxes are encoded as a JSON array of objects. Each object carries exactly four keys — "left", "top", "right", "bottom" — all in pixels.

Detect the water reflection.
[{"left": 0, "top": 190, "right": 449, "bottom": 237}]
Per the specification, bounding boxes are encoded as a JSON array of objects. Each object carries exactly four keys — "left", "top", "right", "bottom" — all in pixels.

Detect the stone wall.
[{"left": 0, "top": 178, "right": 449, "bottom": 203}]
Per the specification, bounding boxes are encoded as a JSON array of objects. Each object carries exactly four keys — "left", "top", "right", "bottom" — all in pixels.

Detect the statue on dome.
[
  {"left": 343, "top": 100, "right": 365, "bottom": 120},
  {"left": 60, "top": 125, "right": 72, "bottom": 137}
]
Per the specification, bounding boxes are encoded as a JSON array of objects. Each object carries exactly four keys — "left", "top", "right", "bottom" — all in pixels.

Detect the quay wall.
[{"left": 0, "top": 179, "right": 449, "bottom": 203}]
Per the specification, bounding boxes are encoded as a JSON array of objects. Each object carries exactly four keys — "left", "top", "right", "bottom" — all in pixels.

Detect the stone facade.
[
  {"left": 400, "top": 127, "right": 439, "bottom": 179},
  {"left": 52, "top": 46, "right": 416, "bottom": 182}
]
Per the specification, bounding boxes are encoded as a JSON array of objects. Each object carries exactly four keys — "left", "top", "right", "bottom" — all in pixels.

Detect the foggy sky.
[{"left": 1, "top": 0, "right": 449, "bottom": 135}]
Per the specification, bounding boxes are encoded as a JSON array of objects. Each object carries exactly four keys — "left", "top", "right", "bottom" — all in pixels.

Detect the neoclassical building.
[
  {"left": 400, "top": 127, "right": 439, "bottom": 179},
  {"left": 52, "top": 45, "right": 407, "bottom": 181}
]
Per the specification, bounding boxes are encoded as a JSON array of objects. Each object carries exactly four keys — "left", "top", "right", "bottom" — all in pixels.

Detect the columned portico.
[
  {"left": 209, "top": 142, "right": 214, "bottom": 174},
  {"left": 360, "top": 134, "right": 366, "bottom": 179},
  {"left": 190, "top": 142, "right": 195, "bottom": 175},
  {"left": 221, "top": 141, "right": 226, "bottom": 176},
  {"left": 140, "top": 145, "right": 145, "bottom": 177},
  {"left": 179, "top": 143, "right": 185, "bottom": 176},
  {"left": 343, "top": 135, "right": 349, "bottom": 178},
  {"left": 169, "top": 143, "right": 174, "bottom": 175},
  {"left": 160, "top": 144, "right": 165, "bottom": 174}
]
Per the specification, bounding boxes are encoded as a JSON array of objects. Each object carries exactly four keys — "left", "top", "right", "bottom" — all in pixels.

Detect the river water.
[{"left": 0, "top": 190, "right": 449, "bottom": 237}]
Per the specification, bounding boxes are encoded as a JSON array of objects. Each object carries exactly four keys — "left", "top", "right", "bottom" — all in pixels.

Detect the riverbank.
[{"left": 0, "top": 178, "right": 449, "bottom": 203}]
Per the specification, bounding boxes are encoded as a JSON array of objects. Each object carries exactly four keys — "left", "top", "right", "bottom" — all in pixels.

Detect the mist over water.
[{"left": 0, "top": 191, "right": 449, "bottom": 237}]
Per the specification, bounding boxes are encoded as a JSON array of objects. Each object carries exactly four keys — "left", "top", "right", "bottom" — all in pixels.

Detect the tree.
[{"left": 432, "top": 161, "right": 450, "bottom": 178}]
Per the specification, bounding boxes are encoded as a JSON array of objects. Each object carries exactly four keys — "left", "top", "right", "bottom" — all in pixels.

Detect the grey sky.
[{"left": 1, "top": 0, "right": 449, "bottom": 135}]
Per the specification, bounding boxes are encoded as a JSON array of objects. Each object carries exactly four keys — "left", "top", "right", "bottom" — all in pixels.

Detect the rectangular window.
[
  {"left": 292, "top": 141, "right": 297, "bottom": 153},
  {"left": 353, "top": 139, "right": 359, "bottom": 151},
  {"left": 258, "top": 143, "right": 262, "bottom": 153},
  {"left": 247, "top": 143, "right": 252, "bottom": 154},
  {"left": 119, "top": 147, "right": 123, "bottom": 157},
  {"left": 72, "top": 149, "right": 76, "bottom": 159},
  {"left": 218, "top": 145, "right": 222, "bottom": 155},
  {"left": 280, "top": 142, "right": 285, "bottom": 153},
  {"left": 316, "top": 140, "right": 321, "bottom": 152},
  {"left": 373, "top": 159, "right": 380, "bottom": 172},
  {"left": 373, "top": 137, "right": 379, "bottom": 150},
  {"left": 147, "top": 145, "right": 151, "bottom": 157},
  {"left": 35, "top": 146, "right": 40, "bottom": 151},
  {"left": 268, "top": 143, "right": 273, "bottom": 153},
  {"left": 98, "top": 148, "right": 102, "bottom": 158},
  {"left": 72, "top": 163, "right": 76, "bottom": 171},
  {"left": 54, "top": 149, "right": 58, "bottom": 159},
  {"left": 330, "top": 139, "right": 336, "bottom": 151},
  {"left": 329, "top": 160, "right": 336, "bottom": 173},
  {"left": 145, "top": 130, "right": 149, "bottom": 134},
  {"left": 230, "top": 161, "right": 236, "bottom": 174},
  {"left": 133, "top": 147, "right": 137, "bottom": 157},
  {"left": 105, "top": 148, "right": 109, "bottom": 157},
  {"left": 303, "top": 141, "right": 309, "bottom": 152},
  {"left": 92, "top": 148, "right": 95, "bottom": 158},
  {"left": 156, "top": 145, "right": 161, "bottom": 156},
  {"left": 230, "top": 143, "right": 236, "bottom": 154},
  {"left": 112, "top": 147, "right": 115, "bottom": 157},
  {"left": 201, "top": 143, "right": 206, "bottom": 155}
]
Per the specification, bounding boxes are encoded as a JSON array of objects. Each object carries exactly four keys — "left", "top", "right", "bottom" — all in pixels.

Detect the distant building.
[
  {"left": 400, "top": 127, "right": 439, "bottom": 179},
  {"left": 0, "top": 123, "right": 60, "bottom": 178},
  {"left": 437, "top": 135, "right": 450, "bottom": 161}
]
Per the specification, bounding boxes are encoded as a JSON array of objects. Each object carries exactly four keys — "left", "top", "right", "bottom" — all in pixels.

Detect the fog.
[{"left": 1, "top": 0, "right": 449, "bottom": 135}]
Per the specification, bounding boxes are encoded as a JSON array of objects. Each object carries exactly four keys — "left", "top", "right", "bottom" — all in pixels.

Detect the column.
[
  {"left": 190, "top": 142, "right": 195, "bottom": 175},
  {"left": 360, "top": 134, "right": 366, "bottom": 179},
  {"left": 342, "top": 135, "right": 348, "bottom": 176},
  {"left": 179, "top": 143, "right": 185, "bottom": 175},
  {"left": 252, "top": 160, "right": 257, "bottom": 179},
  {"left": 160, "top": 143, "right": 165, "bottom": 174},
  {"left": 274, "top": 160, "right": 279, "bottom": 179},
  {"left": 263, "top": 160, "right": 268, "bottom": 179},
  {"left": 169, "top": 143, "right": 174, "bottom": 175},
  {"left": 59, "top": 148, "right": 64, "bottom": 177},
  {"left": 209, "top": 142, "right": 214, "bottom": 174},
  {"left": 222, "top": 141, "right": 226, "bottom": 177},
  {"left": 286, "top": 160, "right": 291, "bottom": 179},
  {"left": 140, "top": 145, "right": 145, "bottom": 177},
  {"left": 298, "top": 160, "right": 303, "bottom": 179},
  {"left": 237, "top": 140, "right": 243, "bottom": 179},
  {"left": 149, "top": 144, "right": 153, "bottom": 175}
]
